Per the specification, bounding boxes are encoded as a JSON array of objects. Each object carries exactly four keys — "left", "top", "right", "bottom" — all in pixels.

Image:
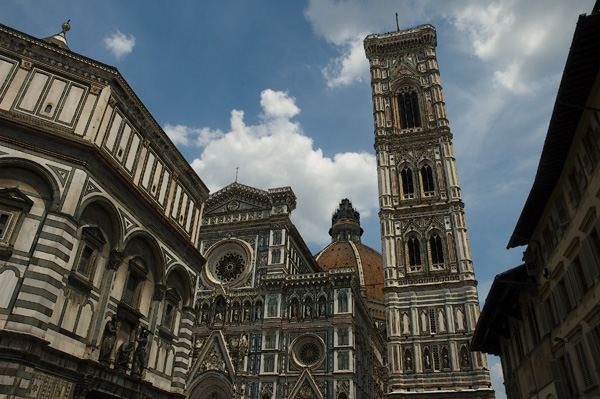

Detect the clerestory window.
[
  {"left": 429, "top": 233, "right": 445, "bottom": 269},
  {"left": 401, "top": 166, "right": 415, "bottom": 199},
  {"left": 421, "top": 165, "right": 435, "bottom": 197},
  {"left": 407, "top": 236, "right": 422, "bottom": 271}
]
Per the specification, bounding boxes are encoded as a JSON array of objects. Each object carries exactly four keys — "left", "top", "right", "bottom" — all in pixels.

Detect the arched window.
[
  {"left": 407, "top": 236, "right": 422, "bottom": 271},
  {"left": 421, "top": 165, "right": 435, "bottom": 196},
  {"left": 398, "top": 89, "right": 421, "bottom": 129},
  {"left": 401, "top": 166, "right": 415, "bottom": 199},
  {"left": 123, "top": 258, "right": 147, "bottom": 309},
  {"left": 429, "top": 233, "right": 445, "bottom": 269}
]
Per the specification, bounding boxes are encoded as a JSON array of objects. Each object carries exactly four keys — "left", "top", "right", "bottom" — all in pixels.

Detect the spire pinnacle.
[{"left": 41, "top": 19, "right": 71, "bottom": 50}]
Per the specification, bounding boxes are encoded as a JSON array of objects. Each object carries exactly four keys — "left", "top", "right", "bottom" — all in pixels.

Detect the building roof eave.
[{"left": 508, "top": 11, "right": 600, "bottom": 248}]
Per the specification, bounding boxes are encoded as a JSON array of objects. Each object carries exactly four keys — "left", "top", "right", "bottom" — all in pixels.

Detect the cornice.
[{"left": 364, "top": 24, "right": 437, "bottom": 58}]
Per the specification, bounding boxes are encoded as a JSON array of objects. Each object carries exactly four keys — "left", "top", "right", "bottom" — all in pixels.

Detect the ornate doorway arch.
[{"left": 187, "top": 371, "right": 234, "bottom": 399}]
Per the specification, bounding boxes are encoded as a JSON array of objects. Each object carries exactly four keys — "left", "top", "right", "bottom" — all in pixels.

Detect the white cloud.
[
  {"left": 305, "top": 0, "right": 428, "bottom": 88},
  {"left": 104, "top": 30, "right": 136, "bottom": 59},
  {"left": 260, "top": 89, "right": 300, "bottom": 119},
  {"left": 306, "top": 0, "right": 594, "bottom": 93},
  {"left": 183, "top": 90, "right": 378, "bottom": 246},
  {"left": 322, "top": 37, "right": 368, "bottom": 88},
  {"left": 164, "top": 124, "right": 225, "bottom": 148},
  {"left": 489, "top": 359, "right": 507, "bottom": 399}
]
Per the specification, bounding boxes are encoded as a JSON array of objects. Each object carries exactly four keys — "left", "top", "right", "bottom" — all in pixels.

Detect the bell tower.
[{"left": 364, "top": 25, "right": 494, "bottom": 398}]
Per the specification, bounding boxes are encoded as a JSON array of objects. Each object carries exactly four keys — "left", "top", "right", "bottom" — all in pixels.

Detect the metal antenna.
[
  {"left": 235, "top": 166, "right": 239, "bottom": 183},
  {"left": 396, "top": 13, "right": 400, "bottom": 31}
]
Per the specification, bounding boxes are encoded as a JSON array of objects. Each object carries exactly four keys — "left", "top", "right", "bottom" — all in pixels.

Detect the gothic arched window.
[
  {"left": 398, "top": 89, "right": 421, "bottom": 129},
  {"left": 421, "top": 164, "right": 435, "bottom": 196},
  {"left": 407, "top": 236, "right": 422, "bottom": 271},
  {"left": 401, "top": 166, "right": 415, "bottom": 199},
  {"left": 429, "top": 233, "right": 445, "bottom": 269}
]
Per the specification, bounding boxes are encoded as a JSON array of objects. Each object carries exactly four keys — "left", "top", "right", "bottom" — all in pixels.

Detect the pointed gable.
[
  {"left": 188, "top": 330, "right": 236, "bottom": 384},
  {"left": 288, "top": 370, "right": 324, "bottom": 399},
  {"left": 203, "top": 182, "right": 297, "bottom": 217},
  {"left": 203, "top": 182, "right": 272, "bottom": 216}
]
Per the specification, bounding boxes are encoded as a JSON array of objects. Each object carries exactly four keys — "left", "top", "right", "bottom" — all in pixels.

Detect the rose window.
[
  {"left": 298, "top": 342, "right": 320, "bottom": 365},
  {"left": 215, "top": 253, "right": 245, "bottom": 282},
  {"left": 291, "top": 335, "right": 325, "bottom": 368}
]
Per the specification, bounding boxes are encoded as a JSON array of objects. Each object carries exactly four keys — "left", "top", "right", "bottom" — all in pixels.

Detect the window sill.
[
  {"left": 158, "top": 325, "right": 176, "bottom": 341},
  {"left": 117, "top": 301, "right": 144, "bottom": 322},
  {"left": 0, "top": 244, "right": 13, "bottom": 258},
  {"left": 68, "top": 272, "right": 94, "bottom": 292}
]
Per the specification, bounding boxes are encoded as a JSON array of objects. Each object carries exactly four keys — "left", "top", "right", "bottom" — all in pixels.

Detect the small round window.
[{"left": 291, "top": 335, "right": 325, "bottom": 368}]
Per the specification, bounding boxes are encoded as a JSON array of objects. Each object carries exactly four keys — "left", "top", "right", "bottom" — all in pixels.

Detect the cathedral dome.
[{"left": 315, "top": 199, "right": 384, "bottom": 302}]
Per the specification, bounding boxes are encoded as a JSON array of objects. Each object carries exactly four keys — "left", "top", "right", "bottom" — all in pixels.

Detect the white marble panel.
[
  {"left": 104, "top": 111, "right": 122, "bottom": 153},
  {"left": 57, "top": 84, "right": 85, "bottom": 124},
  {"left": 125, "top": 133, "right": 141, "bottom": 173},
  {"left": 19, "top": 71, "right": 49, "bottom": 111},
  {"left": 141, "top": 151, "right": 156, "bottom": 189},
  {"left": 39, "top": 78, "right": 66, "bottom": 118},
  {"left": 0, "top": 269, "right": 18, "bottom": 308}
]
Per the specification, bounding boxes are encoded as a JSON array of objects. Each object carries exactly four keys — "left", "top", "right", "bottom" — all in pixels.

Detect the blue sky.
[{"left": 2, "top": 1, "right": 597, "bottom": 397}]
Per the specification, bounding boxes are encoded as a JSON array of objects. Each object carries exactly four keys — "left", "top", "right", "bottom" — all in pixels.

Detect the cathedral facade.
[{"left": 0, "top": 20, "right": 490, "bottom": 399}]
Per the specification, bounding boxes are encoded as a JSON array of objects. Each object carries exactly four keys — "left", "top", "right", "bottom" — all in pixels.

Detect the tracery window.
[
  {"left": 337, "top": 351, "right": 349, "bottom": 370},
  {"left": 263, "top": 354, "right": 275, "bottom": 373},
  {"left": 397, "top": 89, "right": 421, "bottom": 129},
  {"left": 407, "top": 236, "right": 422, "bottom": 271},
  {"left": 266, "top": 295, "right": 278, "bottom": 318},
  {"left": 338, "top": 328, "right": 349, "bottom": 346},
  {"left": 421, "top": 165, "right": 435, "bottom": 197},
  {"left": 271, "top": 249, "right": 281, "bottom": 264},
  {"left": 429, "top": 309, "right": 437, "bottom": 334},
  {"left": 337, "top": 290, "right": 348, "bottom": 313},
  {"left": 429, "top": 233, "right": 445, "bottom": 269},
  {"left": 400, "top": 166, "right": 415, "bottom": 199},
  {"left": 215, "top": 252, "right": 245, "bottom": 283}
]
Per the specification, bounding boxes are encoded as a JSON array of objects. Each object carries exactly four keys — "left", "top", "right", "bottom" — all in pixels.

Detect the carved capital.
[
  {"left": 107, "top": 250, "right": 124, "bottom": 270},
  {"left": 153, "top": 284, "right": 166, "bottom": 301},
  {"left": 90, "top": 85, "right": 101, "bottom": 95},
  {"left": 20, "top": 60, "right": 32, "bottom": 70}
]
